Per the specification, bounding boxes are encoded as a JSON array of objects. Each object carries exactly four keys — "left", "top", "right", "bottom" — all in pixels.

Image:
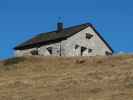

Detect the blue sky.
[{"left": 0, "top": 0, "right": 133, "bottom": 59}]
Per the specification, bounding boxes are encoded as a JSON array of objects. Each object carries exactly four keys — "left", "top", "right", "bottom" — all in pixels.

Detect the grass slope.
[{"left": 0, "top": 55, "right": 133, "bottom": 100}]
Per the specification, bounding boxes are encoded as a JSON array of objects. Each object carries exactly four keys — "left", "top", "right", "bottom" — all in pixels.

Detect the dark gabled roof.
[
  {"left": 14, "top": 23, "right": 114, "bottom": 53},
  {"left": 14, "top": 23, "right": 90, "bottom": 50}
]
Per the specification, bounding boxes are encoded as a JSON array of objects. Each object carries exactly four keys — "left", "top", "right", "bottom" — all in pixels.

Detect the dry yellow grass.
[{"left": 0, "top": 55, "right": 133, "bottom": 100}]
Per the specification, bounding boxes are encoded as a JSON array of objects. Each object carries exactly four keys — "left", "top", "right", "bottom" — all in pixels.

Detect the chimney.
[{"left": 57, "top": 22, "right": 63, "bottom": 31}]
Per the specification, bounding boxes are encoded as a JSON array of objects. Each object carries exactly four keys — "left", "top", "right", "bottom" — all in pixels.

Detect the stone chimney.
[{"left": 57, "top": 22, "right": 63, "bottom": 31}]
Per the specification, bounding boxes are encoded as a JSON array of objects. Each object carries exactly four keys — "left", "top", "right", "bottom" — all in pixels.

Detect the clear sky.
[{"left": 0, "top": 0, "right": 133, "bottom": 59}]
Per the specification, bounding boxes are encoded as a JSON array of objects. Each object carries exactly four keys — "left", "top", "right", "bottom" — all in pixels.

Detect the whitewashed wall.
[
  {"left": 15, "top": 48, "right": 37, "bottom": 57},
  {"left": 63, "top": 26, "right": 112, "bottom": 56},
  {"left": 39, "top": 42, "right": 61, "bottom": 56}
]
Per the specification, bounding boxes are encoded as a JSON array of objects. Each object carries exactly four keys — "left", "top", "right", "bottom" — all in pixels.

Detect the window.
[
  {"left": 86, "top": 33, "right": 93, "bottom": 39},
  {"left": 47, "top": 47, "right": 52, "bottom": 55},
  {"left": 75, "top": 45, "right": 79, "bottom": 49},
  {"left": 81, "top": 46, "right": 87, "bottom": 56},
  {"left": 105, "top": 51, "right": 112, "bottom": 56},
  {"left": 88, "top": 48, "right": 93, "bottom": 53},
  {"left": 30, "top": 50, "right": 39, "bottom": 55}
]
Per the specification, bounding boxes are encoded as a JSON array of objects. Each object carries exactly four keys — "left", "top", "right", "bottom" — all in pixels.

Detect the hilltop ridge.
[{"left": 0, "top": 55, "right": 133, "bottom": 100}]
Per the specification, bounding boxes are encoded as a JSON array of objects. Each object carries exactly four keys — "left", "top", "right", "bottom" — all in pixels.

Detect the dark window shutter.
[
  {"left": 47, "top": 47, "right": 52, "bottom": 54},
  {"left": 88, "top": 49, "right": 93, "bottom": 53},
  {"left": 86, "top": 33, "right": 93, "bottom": 39},
  {"left": 75, "top": 45, "right": 79, "bottom": 49},
  {"left": 31, "top": 50, "right": 39, "bottom": 55},
  {"left": 105, "top": 51, "right": 112, "bottom": 56}
]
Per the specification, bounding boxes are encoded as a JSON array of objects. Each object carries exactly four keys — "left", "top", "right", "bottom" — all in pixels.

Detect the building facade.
[{"left": 14, "top": 23, "right": 113, "bottom": 57}]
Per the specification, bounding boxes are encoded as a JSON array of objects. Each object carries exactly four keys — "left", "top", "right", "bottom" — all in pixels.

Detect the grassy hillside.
[{"left": 0, "top": 55, "right": 133, "bottom": 100}]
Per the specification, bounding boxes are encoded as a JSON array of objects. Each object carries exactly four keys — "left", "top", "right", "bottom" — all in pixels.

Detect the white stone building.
[{"left": 14, "top": 22, "right": 113, "bottom": 56}]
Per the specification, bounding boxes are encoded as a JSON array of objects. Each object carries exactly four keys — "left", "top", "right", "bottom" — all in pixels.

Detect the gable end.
[{"left": 90, "top": 25, "right": 114, "bottom": 53}]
